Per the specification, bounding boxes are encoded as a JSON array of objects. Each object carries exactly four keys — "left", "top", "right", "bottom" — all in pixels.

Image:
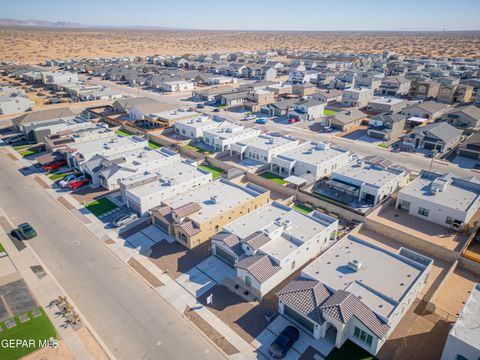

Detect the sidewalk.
[{"left": 0, "top": 208, "right": 94, "bottom": 360}]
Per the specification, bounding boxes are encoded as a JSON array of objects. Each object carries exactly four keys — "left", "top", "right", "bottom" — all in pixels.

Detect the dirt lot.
[
  {"left": 184, "top": 306, "right": 239, "bottom": 355},
  {"left": 433, "top": 267, "right": 480, "bottom": 318},
  {"left": 1, "top": 28, "right": 479, "bottom": 64},
  {"left": 148, "top": 241, "right": 210, "bottom": 279},
  {"left": 377, "top": 300, "right": 452, "bottom": 360}
]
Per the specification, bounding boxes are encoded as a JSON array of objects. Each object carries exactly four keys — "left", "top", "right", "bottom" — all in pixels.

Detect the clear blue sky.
[{"left": 2, "top": 0, "right": 480, "bottom": 31}]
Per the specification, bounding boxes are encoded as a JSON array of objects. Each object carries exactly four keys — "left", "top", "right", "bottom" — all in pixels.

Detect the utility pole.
[{"left": 428, "top": 149, "right": 438, "bottom": 171}]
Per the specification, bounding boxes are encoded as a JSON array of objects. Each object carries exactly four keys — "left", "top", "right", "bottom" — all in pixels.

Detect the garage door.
[
  {"left": 423, "top": 142, "right": 435, "bottom": 150},
  {"left": 215, "top": 246, "right": 236, "bottom": 266},
  {"left": 284, "top": 305, "right": 315, "bottom": 334},
  {"left": 459, "top": 149, "right": 480, "bottom": 159},
  {"left": 153, "top": 217, "right": 169, "bottom": 234}
]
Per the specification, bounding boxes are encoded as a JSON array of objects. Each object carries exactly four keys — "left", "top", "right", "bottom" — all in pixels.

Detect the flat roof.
[
  {"left": 333, "top": 161, "right": 405, "bottom": 188},
  {"left": 302, "top": 235, "right": 432, "bottom": 319},
  {"left": 224, "top": 202, "right": 336, "bottom": 262},
  {"left": 450, "top": 283, "right": 480, "bottom": 350},
  {"left": 236, "top": 134, "right": 298, "bottom": 151},
  {"left": 125, "top": 161, "right": 211, "bottom": 198},
  {"left": 175, "top": 116, "right": 223, "bottom": 129},
  {"left": 203, "top": 123, "right": 258, "bottom": 139},
  {"left": 68, "top": 135, "right": 147, "bottom": 157},
  {"left": 399, "top": 171, "right": 480, "bottom": 213},
  {"left": 163, "top": 179, "right": 263, "bottom": 223},
  {"left": 275, "top": 141, "right": 349, "bottom": 166}
]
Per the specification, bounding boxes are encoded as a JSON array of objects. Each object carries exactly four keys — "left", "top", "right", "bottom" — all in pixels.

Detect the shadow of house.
[{"left": 377, "top": 318, "right": 452, "bottom": 360}]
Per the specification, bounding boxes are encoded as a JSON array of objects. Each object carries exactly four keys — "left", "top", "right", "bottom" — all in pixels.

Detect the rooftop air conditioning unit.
[
  {"left": 348, "top": 259, "right": 362, "bottom": 272},
  {"left": 431, "top": 186, "right": 439, "bottom": 195},
  {"left": 211, "top": 195, "right": 219, "bottom": 204}
]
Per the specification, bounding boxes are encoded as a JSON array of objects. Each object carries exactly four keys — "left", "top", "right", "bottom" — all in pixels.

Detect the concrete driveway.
[
  {"left": 176, "top": 256, "right": 236, "bottom": 298},
  {"left": 196, "top": 256, "right": 236, "bottom": 283},
  {"left": 125, "top": 224, "right": 168, "bottom": 254}
]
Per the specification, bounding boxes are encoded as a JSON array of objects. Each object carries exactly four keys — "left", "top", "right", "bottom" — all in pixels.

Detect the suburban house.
[
  {"left": 43, "top": 71, "right": 79, "bottom": 89},
  {"left": 277, "top": 235, "right": 432, "bottom": 356},
  {"left": 81, "top": 147, "right": 179, "bottom": 190},
  {"left": 125, "top": 99, "right": 179, "bottom": 121},
  {"left": 121, "top": 159, "right": 213, "bottom": 215},
  {"left": 174, "top": 115, "right": 224, "bottom": 140},
  {"left": 0, "top": 94, "right": 33, "bottom": 115},
  {"left": 220, "top": 90, "right": 249, "bottom": 107},
  {"left": 379, "top": 76, "right": 411, "bottom": 96},
  {"left": 312, "top": 89, "right": 343, "bottom": 104},
  {"left": 400, "top": 101, "right": 448, "bottom": 121},
  {"left": 29, "top": 115, "right": 94, "bottom": 143},
  {"left": 409, "top": 80, "right": 441, "bottom": 100},
  {"left": 442, "top": 105, "right": 480, "bottom": 130},
  {"left": 12, "top": 107, "right": 76, "bottom": 143},
  {"left": 401, "top": 122, "right": 462, "bottom": 153},
  {"left": 270, "top": 141, "right": 351, "bottom": 180},
  {"left": 261, "top": 99, "right": 297, "bottom": 117},
  {"left": 366, "top": 97, "right": 407, "bottom": 114},
  {"left": 203, "top": 124, "right": 260, "bottom": 151},
  {"left": 324, "top": 158, "right": 408, "bottom": 207},
  {"left": 150, "top": 179, "right": 270, "bottom": 249},
  {"left": 326, "top": 109, "right": 367, "bottom": 132},
  {"left": 396, "top": 170, "right": 480, "bottom": 229},
  {"left": 457, "top": 133, "right": 480, "bottom": 160},
  {"left": 158, "top": 79, "right": 195, "bottom": 92},
  {"left": 288, "top": 100, "right": 325, "bottom": 121},
  {"left": 230, "top": 133, "right": 299, "bottom": 164},
  {"left": 367, "top": 113, "right": 407, "bottom": 142},
  {"left": 341, "top": 88, "right": 374, "bottom": 108},
  {"left": 292, "top": 83, "right": 318, "bottom": 97},
  {"left": 64, "top": 135, "right": 148, "bottom": 169},
  {"left": 191, "top": 85, "right": 236, "bottom": 102},
  {"left": 266, "top": 83, "right": 293, "bottom": 96},
  {"left": 441, "top": 283, "right": 480, "bottom": 360},
  {"left": 45, "top": 123, "right": 115, "bottom": 152},
  {"left": 288, "top": 70, "right": 319, "bottom": 84},
  {"left": 112, "top": 97, "right": 160, "bottom": 113},
  {"left": 210, "top": 202, "right": 338, "bottom": 298},
  {"left": 437, "top": 84, "right": 474, "bottom": 104}
]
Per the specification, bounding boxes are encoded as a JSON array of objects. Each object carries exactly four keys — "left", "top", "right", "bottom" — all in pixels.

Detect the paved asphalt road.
[{"left": 0, "top": 153, "right": 224, "bottom": 360}]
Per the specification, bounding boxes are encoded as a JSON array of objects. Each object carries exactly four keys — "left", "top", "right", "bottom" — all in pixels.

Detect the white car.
[
  {"left": 244, "top": 114, "right": 257, "bottom": 121},
  {"left": 112, "top": 213, "right": 138, "bottom": 227},
  {"left": 59, "top": 174, "right": 85, "bottom": 188}
]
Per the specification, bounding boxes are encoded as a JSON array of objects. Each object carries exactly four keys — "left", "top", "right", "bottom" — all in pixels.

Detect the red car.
[
  {"left": 68, "top": 178, "right": 89, "bottom": 190},
  {"left": 42, "top": 160, "right": 67, "bottom": 171},
  {"left": 288, "top": 118, "right": 298, "bottom": 123}
]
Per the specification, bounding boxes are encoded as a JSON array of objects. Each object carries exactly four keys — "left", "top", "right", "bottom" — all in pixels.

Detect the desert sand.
[{"left": 1, "top": 27, "right": 479, "bottom": 64}]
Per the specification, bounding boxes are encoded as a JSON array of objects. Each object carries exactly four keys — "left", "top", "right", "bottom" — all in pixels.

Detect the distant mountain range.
[
  {"left": 0, "top": 18, "right": 84, "bottom": 28},
  {"left": 0, "top": 18, "right": 179, "bottom": 30}
]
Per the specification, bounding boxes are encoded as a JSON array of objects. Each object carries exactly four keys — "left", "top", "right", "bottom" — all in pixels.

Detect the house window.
[
  {"left": 245, "top": 276, "right": 252, "bottom": 287},
  {"left": 446, "top": 216, "right": 459, "bottom": 225},
  {"left": 418, "top": 207, "right": 429, "bottom": 217},
  {"left": 291, "top": 261, "right": 295, "bottom": 270},
  {"left": 354, "top": 327, "right": 373, "bottom": 347}
]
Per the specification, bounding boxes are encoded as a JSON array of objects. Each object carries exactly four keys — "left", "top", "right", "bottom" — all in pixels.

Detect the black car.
[
  {"left": 269, "top": 326, "right": 300, "bottom": 359},
  {"left": 213, "top": 108, "right": 221, "bottom": 112}
]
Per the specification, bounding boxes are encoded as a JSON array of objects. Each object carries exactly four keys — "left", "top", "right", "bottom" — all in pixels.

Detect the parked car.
[
  {"left": 112, "top": 213, "right": 138, "bottom": 227},
  {"left": 255, "top": 118, "right": 267, "bottom": 124},
  {"left": 10, "top": 222, "right": 37, "bottom": 240},
  {"left": 5, "top": 134, "right": 26, "bottom": 144},
  {"left": 42, "top": 160, "right": 67, "bottom": 172},
  {"left": 322, "top": 126, "right": 333, "bottom": 133},
  {"left": 68, "top": 178, "right": 89, "bottom": 191},
  {"left": 213, "top": 108, "right": 221, "bottom": 112},
  {"left": 244, "top": 114, "right": 256, "bottom": 121},
  {"left": 288, "top": 118, "right": 298, "bottom": 123},
  {"left": 196, "top": 103, "right": 205, "bottom": 109},
  {"left": 59, "top": 174, "right": 84, "bottom": 188},
  {"left": 269, "top": 326, "right": 300, "bottom": 359}
]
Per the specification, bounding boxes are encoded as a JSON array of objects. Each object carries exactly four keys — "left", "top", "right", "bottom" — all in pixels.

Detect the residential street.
[{"left": 0, "top": 152, "right": 224, "bottom": 360}]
